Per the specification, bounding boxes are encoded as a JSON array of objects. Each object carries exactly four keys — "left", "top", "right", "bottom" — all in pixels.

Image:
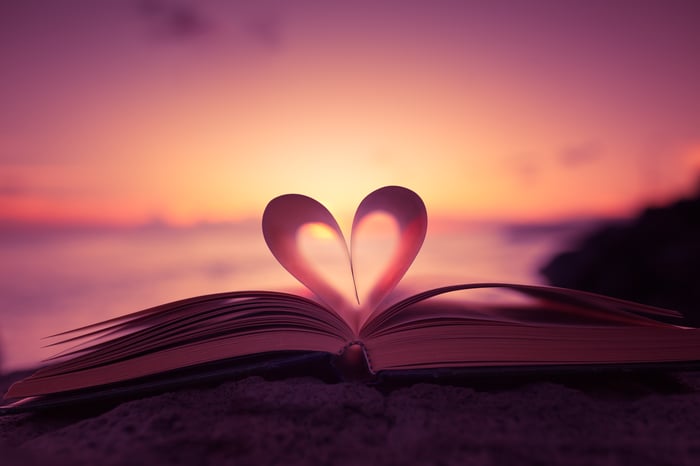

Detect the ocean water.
[{"left": 0, "top": 220, "right": 591, "bottom": 372}]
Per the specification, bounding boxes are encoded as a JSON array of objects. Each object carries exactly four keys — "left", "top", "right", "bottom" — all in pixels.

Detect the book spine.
[{"left": 332, "top": 341, "right": 376, "bottom": 382}]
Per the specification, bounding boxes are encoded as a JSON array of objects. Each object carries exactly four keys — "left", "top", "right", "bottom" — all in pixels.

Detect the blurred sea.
[{"left": 0, "top": 220, "right": 597, "bottom": 372}]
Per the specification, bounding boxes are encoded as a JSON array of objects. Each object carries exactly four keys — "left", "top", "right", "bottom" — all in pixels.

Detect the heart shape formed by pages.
[{"left": 262, "top": 186, "right": 427, "bottom": 325}]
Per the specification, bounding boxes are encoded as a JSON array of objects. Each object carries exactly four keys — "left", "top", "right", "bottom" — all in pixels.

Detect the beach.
[{"left": 2, "top": 368, "right": 700, "bottom": 465}]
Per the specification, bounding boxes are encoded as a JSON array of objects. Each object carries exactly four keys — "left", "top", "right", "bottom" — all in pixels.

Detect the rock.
[
  {"left": 2, "top": 372, "right": 700, "bottom": 465},
  {"left": 541, "top": 188, "right": 700, "bottom": 326}
]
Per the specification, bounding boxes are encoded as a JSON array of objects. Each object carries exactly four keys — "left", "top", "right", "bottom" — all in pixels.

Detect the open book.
[{"left": 3, "top": 186, "right": 700, "bottom": 411}]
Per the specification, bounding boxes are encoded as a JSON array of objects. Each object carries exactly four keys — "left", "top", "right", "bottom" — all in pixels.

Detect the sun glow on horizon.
[{"left": 1, "top": 1, "right": 699, "bottom": 226}]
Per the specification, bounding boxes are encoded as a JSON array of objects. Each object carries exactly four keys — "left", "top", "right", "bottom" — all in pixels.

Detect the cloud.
[
  {"left": 0, "top": 151, "right": 66, "bottom": 166},
  {"left": 0, "top": 178, "right": 23, "bottom": 197},
  {"left": 244, "top": 13, "right": 283, "bottom": 49},
  {"left": 0, "top": 175, "right": 82, "bottom": 199},
  {"left": 133, "top": 1, "right": 285, "bottom": 50},
  {"left": 135, "top": 0, "right": 211, "bottom": 40},
  {"left": 505, "top": 153, "right": 541, "bottom": 184},
  {"left": 559, "top": 141, "right": 602, "bottom": 167},
  {"left": 682, "top": 142, "right": 700, "bottom": 170}
]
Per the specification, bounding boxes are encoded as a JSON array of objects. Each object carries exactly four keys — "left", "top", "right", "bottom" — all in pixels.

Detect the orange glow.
[
  {"left": 302, "top": 222, "right": 338, "bottom": 241},
  {"left": 0, "top": 2, "right": 699, "bottom": 226}
]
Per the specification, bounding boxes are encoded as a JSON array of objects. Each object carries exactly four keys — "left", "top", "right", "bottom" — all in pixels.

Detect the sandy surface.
[{"left": 1, "top": 369, "right": 700, "bottom": 465}]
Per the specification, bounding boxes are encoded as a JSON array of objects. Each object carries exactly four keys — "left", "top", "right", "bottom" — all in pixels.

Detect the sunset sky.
[{"left": 2, "top": 0, "right": 700, "bottom": 226}]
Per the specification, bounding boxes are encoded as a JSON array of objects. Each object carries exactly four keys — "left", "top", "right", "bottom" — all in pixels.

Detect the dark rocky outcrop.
[{"left": 541, "top": 188, "right": 700, "bottom": 327}]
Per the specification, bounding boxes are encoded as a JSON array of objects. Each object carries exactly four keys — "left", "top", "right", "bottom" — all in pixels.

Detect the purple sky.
[{"left": 1, "top": 0, "right": 699, "bottom": 224}]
